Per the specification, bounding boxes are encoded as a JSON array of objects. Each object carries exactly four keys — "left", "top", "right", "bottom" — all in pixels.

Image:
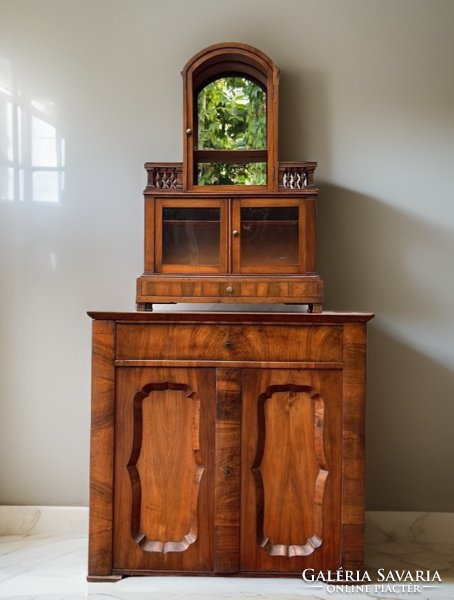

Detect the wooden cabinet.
[
  {"left": 136, "top": 42, "right": 324, "bottom": 311},
  {"left": 88, "top": 311, "right": 373, "bottom": 581},
  {"left": 137, "top": 192, "right": 322, "bottom": 310},
  {"left": 88, "top": 43, "right": 373, "bottom": 583}
]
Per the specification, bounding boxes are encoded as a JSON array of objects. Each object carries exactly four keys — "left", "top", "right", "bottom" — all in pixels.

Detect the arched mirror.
[
  {"left": 182, "top": 43, "right": 279, "bottom": 191},
  {"left": 196, "top": 77, "right": 267, "bottom": 186}
]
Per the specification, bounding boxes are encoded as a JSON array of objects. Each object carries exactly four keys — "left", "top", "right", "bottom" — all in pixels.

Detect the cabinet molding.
[
  {"left": 128, "top": 381, "right": 203, "bottom": 554},
  {"left": 253, "top": 383, "right": 328, "bottom": 557}
]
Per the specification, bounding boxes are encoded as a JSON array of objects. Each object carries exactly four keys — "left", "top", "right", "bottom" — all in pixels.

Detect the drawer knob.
[
  {"left": 226, "top": 286, "right": 233, "bottom": 293},
  {"left": 224, "top": 339, "right": 232, "bottom": 349},
  {"left": 232, "top": 230, "right": 239, "bottom": 237},
  {"left": 225, "top": 467, "right": 232, "bottom": 477}
]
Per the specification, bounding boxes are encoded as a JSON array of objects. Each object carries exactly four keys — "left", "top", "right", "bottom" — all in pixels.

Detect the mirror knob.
[{"left": 186, "top": 128, "right": 192, "bottom": 134}]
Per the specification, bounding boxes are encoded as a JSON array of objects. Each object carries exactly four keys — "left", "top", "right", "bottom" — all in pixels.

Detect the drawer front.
[
  {"left": 116, "top": 324, "right": 343, "bottom": 362},
  {"left": 139, "top": 279, "right": 320, "bottom": 300}
]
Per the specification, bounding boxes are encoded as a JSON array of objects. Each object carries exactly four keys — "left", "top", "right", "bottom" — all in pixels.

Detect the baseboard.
[
  {"left": 1, "top": 506, "right": 453, "bottom": 543},
  {"left": 366, "top": 511, "right": 454, "bottom": 546},
  {"left": 0, "top": 505, "right": 88, "bottom": 536}
]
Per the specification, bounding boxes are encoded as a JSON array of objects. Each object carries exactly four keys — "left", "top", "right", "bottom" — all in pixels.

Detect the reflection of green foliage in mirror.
[
  {"left": 197, "top": 77, "right": 267, "bottom": 185},
  {"left": 197, "top": 162, "right": 267, "bottom": 186},
  {"left": 198, "top": 77, "right": 266, "bottom": 150}
]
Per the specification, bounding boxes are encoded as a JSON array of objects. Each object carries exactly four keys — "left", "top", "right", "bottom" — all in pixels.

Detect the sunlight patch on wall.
[{"left": 0, "top": 58, "right": 65, "bottom": 203}]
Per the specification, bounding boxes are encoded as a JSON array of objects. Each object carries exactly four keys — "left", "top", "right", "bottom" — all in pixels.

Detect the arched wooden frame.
[{"left": 182, "top": 43, "right": 280, "bottom": 192}]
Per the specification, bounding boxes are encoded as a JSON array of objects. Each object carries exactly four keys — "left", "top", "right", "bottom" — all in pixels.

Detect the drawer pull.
[
  {"left": 226, "top": 286, "right": 233, "bottom": 294},
  {"left": 224, "top": 339, "right": 232, "bottom": 349},
  {"left": 225, "top": 467, "right": 232, "bottom": 477}
]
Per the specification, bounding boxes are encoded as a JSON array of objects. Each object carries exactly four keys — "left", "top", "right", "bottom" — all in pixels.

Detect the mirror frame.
[{"left": 182, "top": 43, "right": 280, "bottom": 192}]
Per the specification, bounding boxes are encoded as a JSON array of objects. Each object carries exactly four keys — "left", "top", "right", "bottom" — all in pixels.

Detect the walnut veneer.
[{"left": 87, "top": 311, "right": 373, "bottom": 580}]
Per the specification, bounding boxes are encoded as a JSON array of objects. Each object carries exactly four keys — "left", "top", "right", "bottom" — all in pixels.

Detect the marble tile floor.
[{"left": 0, "top": 509, "right": 453, "bottom": 600}]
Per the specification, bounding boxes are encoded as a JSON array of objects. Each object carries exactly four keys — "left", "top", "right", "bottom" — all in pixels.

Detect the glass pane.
[
  {"left": 240, "top": 206, "right": 299, "bottom": 267},
  {"left": 163, "top": 207, "right": 219, "bottom": 221},
  {"left": 162, "top": 207, "right": 220, "bottom": 266},
  {"left": 241, "top": 207, "right": 299, "bottom": 221},
  {"left": 197, "top": 78, "right": 266, "bottom": 150},
  {"left": 197, "top": 162, "right": 266, "bottom": 186}
]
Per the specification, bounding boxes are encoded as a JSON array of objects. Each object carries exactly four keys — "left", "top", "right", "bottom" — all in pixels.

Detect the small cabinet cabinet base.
[
  {"left": 88, "top": 311, "right": 373, "bottom": 579},
  {"left": 136, "top": 275, "right": 323, "bottom": 312}
]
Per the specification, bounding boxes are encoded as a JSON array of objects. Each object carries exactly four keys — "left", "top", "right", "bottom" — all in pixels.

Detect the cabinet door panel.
[
  {"left": 113, "top": 367, "right": 215, "bottom": 573},
  {"left": 240, "top": 369, "right": 342, "bottom": 573},
  {"left": 155, "top": 199, "right": 228, "bottom": 274},
  {"left": 232, "top": 199, "right": 305, "bottom": 274}
]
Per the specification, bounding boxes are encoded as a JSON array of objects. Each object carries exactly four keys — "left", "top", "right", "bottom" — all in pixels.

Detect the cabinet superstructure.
[
  {"left": 88, "top": 311, "right": 373, "bottom": 581},
  {"left": 136, "top": 43, "right": 324, "bottom": 312}
]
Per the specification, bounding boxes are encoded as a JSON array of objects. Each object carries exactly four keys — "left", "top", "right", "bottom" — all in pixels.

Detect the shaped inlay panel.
[
  {"left": 252, "top": 383, "right": 328, "bottom": 557},
  {"left": 128, "top": 382, "right": 203, "bottom": 553}
]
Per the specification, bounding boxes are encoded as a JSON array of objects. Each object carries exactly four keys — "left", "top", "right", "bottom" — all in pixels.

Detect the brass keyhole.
[
  {"left": 224, "top": 339, "right": 232, "bottom": 349},
  {"left": 225, "top": 467, "right": 232, "bottom": 477}
]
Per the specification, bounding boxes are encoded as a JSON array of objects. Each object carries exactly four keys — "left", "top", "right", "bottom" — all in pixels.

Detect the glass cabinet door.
[
  {"left": 155, "top": 199, "right": 228, "bottom": 273},
  {"left": 232, "top": 199, "right": 304, "bottom": 274}
]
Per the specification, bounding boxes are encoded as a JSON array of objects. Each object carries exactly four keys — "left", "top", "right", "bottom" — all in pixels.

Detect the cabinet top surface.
[{"left": 87, "top": 311, "right": 374, "bottom": 324}]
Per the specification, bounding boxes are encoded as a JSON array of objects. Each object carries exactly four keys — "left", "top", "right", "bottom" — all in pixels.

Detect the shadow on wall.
[
  {"left": 367, "top": 327, "right": 454, "bottom": 512},
  {"left": 317, "top": 183, "right": 453, "bottom": 317},
  {"left": 279, "top": 69, "right": 331, "bottom": 169},
  {"left": 317, "top": 184, "right": 454, "bottom": 511}
]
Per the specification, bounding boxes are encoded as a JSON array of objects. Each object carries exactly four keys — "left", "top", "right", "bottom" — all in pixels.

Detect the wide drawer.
[
  {"left": 116, "top": 324, "right": 343, "bottom": 362},
  {"left": 139, "top": 278, "right": 321, "bottom": 300}
]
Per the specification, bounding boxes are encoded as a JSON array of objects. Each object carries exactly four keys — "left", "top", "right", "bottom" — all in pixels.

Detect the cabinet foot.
[
  {"left": 136, "top": 303, "right": 153, "bottom": 311},
  {"left": 87, "top": 575, "right": 123, "bottom": 583},
  {"left": 307, "top": 303, "right": 323, "bottom": 313}
]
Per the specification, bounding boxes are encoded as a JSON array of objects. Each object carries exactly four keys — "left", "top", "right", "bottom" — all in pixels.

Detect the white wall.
[{"left": 0, "top": 0, "right": 453, "bottom": 510}]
